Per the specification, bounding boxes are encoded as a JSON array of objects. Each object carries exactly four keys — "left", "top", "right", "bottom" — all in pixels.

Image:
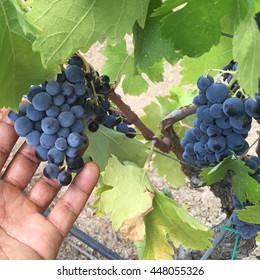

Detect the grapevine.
[{"left": 0, "top": 0, "right": 259, "bottom": 260}]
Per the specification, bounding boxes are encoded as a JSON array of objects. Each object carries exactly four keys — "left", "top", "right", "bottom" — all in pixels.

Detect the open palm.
[{"left": 0, "top": 110, "right": 99, "bottom": 259}]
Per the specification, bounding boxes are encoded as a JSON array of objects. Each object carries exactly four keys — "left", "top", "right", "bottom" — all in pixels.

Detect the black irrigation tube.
[{"left": 44, "top": 209, "right": 124, "bottom": 260}]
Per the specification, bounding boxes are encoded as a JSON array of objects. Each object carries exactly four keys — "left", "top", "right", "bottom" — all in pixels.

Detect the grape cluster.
[
  {"left": 9, "top": 65, "right": 90, "bottom": 186},
  {"left": 181, "top": 74, "right": 252, "bottom": 166},
  {"left": 9, "top": 54, "right": 136, "bottom": 186}
]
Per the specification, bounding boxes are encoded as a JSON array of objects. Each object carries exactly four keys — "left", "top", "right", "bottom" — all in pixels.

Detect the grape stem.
[
  {"left": 207, "top": 69, "right": 236, "bottom": 76},
  {"left": 109, "top": 90, "right": 172, "bottom": 153},
  {"left": 113, "top": 54, "right": 131, "bottom": 89},
  {"left": 144, "top": 140, "right": 156, "bottom": 171}
]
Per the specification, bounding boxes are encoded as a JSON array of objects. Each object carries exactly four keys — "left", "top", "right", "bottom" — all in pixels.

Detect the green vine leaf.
[
  {"left": 152, "top": 152, "right": 186, "bottom": 187},
  {"left": 0, "top": 0, "right": 57, "bottom": 109},
  {"left": 102, "top": 40, "right": 163, "bottom": 95},
  {"left": 26, "top": 0, "right": 150, "bottom": 67},
  {"left": 159, "top": 0, "right": 232, "bottom": 57},
  {"left": 233, "top": 14, "right": 260, "bottom": 97},
  {"left": 235, "top": 205, "right": 260, "bottom": 224},
  {"left": 180, "top": 35, "right": 233, "bottom": 86},
  {"left": 200, "top": 156, "right": 260, "bottom": 204},
  {"left": 98, "top": 157, "right": 154, "bottom": 241},
  {"left": 142, "top": 191, "right": 212, "bottom": 260},
  {"left": 133, "top": 0, "right": 180, "bottom": 70},
  {"left": 83, "top": 125, "right": 148, "bottom": 171}
]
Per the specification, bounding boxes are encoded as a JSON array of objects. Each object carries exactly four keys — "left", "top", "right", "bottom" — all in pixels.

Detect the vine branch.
[{"left": 109, "top": 90, "right": 172, "bottom": 153}]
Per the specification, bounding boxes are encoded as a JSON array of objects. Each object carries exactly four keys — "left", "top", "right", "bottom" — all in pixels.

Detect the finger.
[
  {"left": 27, "top": 137, "right": 90, "bottom": 212},
  {"left": 1, "top": 142, "right": 40, "bottom": 191},
  {"left": 47, "top": 162, "right": 99, "bottom": 237},
  {"left": 27, "top": 175, "right": 62, "bottom": 213},
  {"left": 0, "top": 110, "right": 19, "bottom": 172}
]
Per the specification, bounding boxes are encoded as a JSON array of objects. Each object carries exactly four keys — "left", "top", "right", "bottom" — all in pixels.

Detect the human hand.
[{"left": 0, "top": 109, "right": 100, "bottom": 259}]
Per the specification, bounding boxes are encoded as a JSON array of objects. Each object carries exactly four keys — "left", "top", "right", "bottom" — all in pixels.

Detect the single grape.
[
  {"left": 68, "top": 54, "right": 84, "bottom": 68},
  {"left": 40, "top": 133, "right": 57, "bottom": 149},
  {"left": 226, "top": 132, "right": 245, "bottom": 150},
  {"left": 67, "top": 132, "right": 83, "bottom": 148},
  {"left": 126, "top": 127, "right": 137, "bottom": 139},
  {"left": 55, "top": 137, "right": 68, "bottom": 151},
  {"left": 53, "top": 93, "right": 65, "bottom": 106},
  {"left": 35, "top": 145, "right": 49, "bottom": 161},
  {"left": 25, "top": 130, "right": 41, "bottom": 146},
  {"left": 209, "top": 103, "right": 224, "bottom": 118},
  {"left": 27, "top": 86, "right": 45, "bottom": 102},
  {"left": 65, "top": 65, "right": 85, "bottom": 83},
  {"left": 66, "top": 146, "right": 79, "bottom": 157},
  {"left": 193, "top": 95, "right": 204, "bottom": 106},
  {"left": 14, "top": 116, "right": 33, "bottom": 137},
  {"left": 88, "top": 121, "right": 99, "bottom": 132},
  {"left": 197, "top": 74, "right": 214, "bottom": 90},
  {"left": 206, "top": 125, "right": 222, "bottom": 138},
  {"left": 234, "top": 142, "right": 249, "bottom": 156},
  {"left": 201, "top": 108, "right": 214, "bottom": 124},
  {"left": 244, "top": 158, "right": 258, "bottom": 173},
  {"left": 207, "top": 136, "right": 226, "bottom": 153},
  {"left": 32, "top": 92, "right": 52, "bottom": 111},
  {"left": 204, "top": 152, "right": 216, "bottom": 164},
  {"left": 66, "top": 94, "right": 77, "bottom": 104},
  {"left": 47, "top": 147, "right": 65, "bottom": 165},
  {"left": 46, "top": 81, "right": 61, "bottom": 96},
  {"left": 206, "top": 83, "right": 229, "bottom": 103},
  {"left": 195, "top": 105, "right": 208, "bottom": 121},
  {"left": 101, "top": 75, "right": 110, "bottom": 83},
  {"left": 57, "top": 127, "right": 71, "bottom": 138},
  {"left": 223, "top": 97, "right": 244, "bottom": 117},
  {"left": 184, "top": 142, "right": 195, "bottom": 155},
  {"left": 73, "top": 82, "right": 86, "bottom": 96},
  {"left": 244, "top": 98, "right": 260, "bottom": 118},
  {"left": 70, "top": 105, "right": 85, "bottom": 119},
  {"left": 215, "top": 116, "right": 232, "bottom": 129},
  {"left": 46, "top": 105, "right": 60, "bottom": 118},
  {"left": 197, "top": 93, "right": 208, "bottom": 104},
  {"left": 104, "top": 115, "right": 117, "bottom": 128},
  {"left": 56, "top": 71, "right": 66, "bottom": 83},
  {"left": 60, "top": 103, "right": 70, "bottom": 112},
  {"left": 99, "top": 82, "right": 110, "bottom": 95},
  {"left": 43, "top": 163, "right": 60, "bottom": 179},
  {"left": 41, "top": 117, "right": 60, "bottom": 134},
  {"left": 57, "top": 170, "right": 72, "bottom": 186},
  {"left": 61, "top": 83, "right": 74, "bottom": 96},
  {"left": 199, "top": 134, "right": 209, "bottom": 145},
  {"left": 194, "top": 142, "right": 207, "bottom": 156},
  {"left": 26, "top": 104, "right": 45, "bottom": 121},
  {"left": 8, "top": 110, "right": 22, "bottom": 122},
  {"left": 116, "top": 123, "right": 129, "bottom": 134},
  {"left": 229, "top": 113, "right": 252, "bottom": 130},
  {"left": 67, "top": 155, "right": 84, "bottom": 173},
  {"left": 58, "top": 111, "right": 75, "bottom": 128}
]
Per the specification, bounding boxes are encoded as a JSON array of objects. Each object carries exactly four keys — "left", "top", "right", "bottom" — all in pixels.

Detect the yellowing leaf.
[
  {"left": 143, "top": 192, "right": 212, "bottom": 260},
  {"left": 120, "top": 213, "right": 146, "bottom": 241},
  {"left": 99, "top": 157, "right": 154, "bottom": 240}
]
